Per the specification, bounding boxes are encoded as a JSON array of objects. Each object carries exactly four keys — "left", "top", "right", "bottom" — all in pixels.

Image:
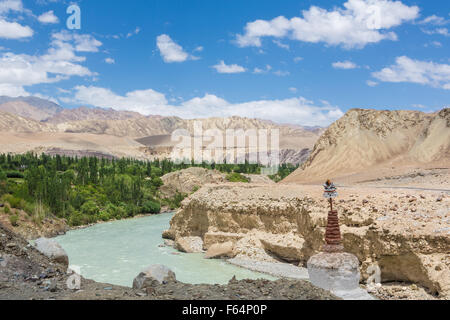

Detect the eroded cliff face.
[{"left": 167, "top": 184, "right": 450, "bottom": 298}]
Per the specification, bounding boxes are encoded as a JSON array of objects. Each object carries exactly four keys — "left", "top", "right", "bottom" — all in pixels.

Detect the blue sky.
[{"left": 0, "top": 0, "right": 448, "bottom": 126}]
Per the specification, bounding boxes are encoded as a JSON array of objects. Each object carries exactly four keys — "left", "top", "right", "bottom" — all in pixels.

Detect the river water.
[{"left": 55, "top": 212, "right": 276, "bottom": 287}]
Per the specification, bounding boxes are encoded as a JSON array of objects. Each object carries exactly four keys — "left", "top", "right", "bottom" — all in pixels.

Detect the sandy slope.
[{"left": 284, "top": 109, "right": 450, "bottom": 184}]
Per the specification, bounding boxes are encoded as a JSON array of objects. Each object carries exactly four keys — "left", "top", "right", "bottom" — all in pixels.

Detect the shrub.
[
  {"left": 99, "top": 211, "right": 111, "bottom": 222},
  {"left": 4, "top": 195, "right": 23, "bottom": 209},
  {"left": 9, "top": 214, "right": 19, "bottom": 226},
  {"left": 4, "top": 205, "right": 11, "bottom": 214},
  {"left": 226, "top": 172, "right": 250, "bottom": 183},
  {"left": 24, "top": 202, "right": 35, "bottom": 216},
  {"left": 80, "top": 200, "right": 99, "bottom": 216},
  {"left": 141, "top": 200, "right": 161, "bottom": 214}
]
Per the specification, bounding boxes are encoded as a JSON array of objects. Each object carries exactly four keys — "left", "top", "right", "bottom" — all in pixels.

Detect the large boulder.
[
  {"left": 34, "top": 238, "right": 69, "bottom": 268},
  {"left": 132, "top": 265, "right": 176, "bottom": 289},
  {"left": 205, "top": 242, "right": 235, "bottom": 259},
  {"left": 175, "top": 236, "right": 204, "bottom": 253}
]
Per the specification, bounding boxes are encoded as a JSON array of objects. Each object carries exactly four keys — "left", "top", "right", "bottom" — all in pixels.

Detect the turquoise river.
[{"left": 55, "top": 212, "right": 276, "bottom": 287}]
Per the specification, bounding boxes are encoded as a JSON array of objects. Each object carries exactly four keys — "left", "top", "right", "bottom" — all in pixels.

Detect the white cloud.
[
  {"left": 52, "top": 31, "right": 103, "bottom": 52},
  {"left": 422, "top": 28, "right": 449, "bottom": 37},
  {"left": 38, "top": 10, "right": 59, "bottom": 24},
  {"left": 273, "top": 70, "right": 290, "bottom": 77},
  {"left": 0, "top": 31, "right": 99, "bottom": 96},
  {"left": 0, "top": 83, "right": 28, "bottom": 96},
  {"left": 0, "top": 0, "right": 33, "bottom": 39},
  {"left": 0, "top": 19, "right": 33, "bottom": 39},
  {"left": 273, "top": 39, "right": 289, "bottom": 50},
  {"left": 70, "top": 86, "right": 344, "bottom": 126},
  {"left": 289, "top": 87, "right": 298, "bottom": 93},
  {"left": 105, "top": 57, "right": 115, "bottom": 64},
  {"left": 72, "top": 86, "right": 168, "bottom": 114},
  {"left": 236, "top": 0, "right": 419, "bottom": 49},
  {"left": 0, "top": 0, "right": 23, "bottom": 14},
  {"left": 212, "top": 60, "right": 246, "bottom": 74},
  {"left": 253, "top": 65, "right": 272, "bottom": 74},
  {"left": 156, "top": 34, "right": 191, "bottom": 63},
  {"left": 293, "top": 57, "right": 303, "bottom": 63},
  {"left": 419, "top": 15, "right": 448, "bottom": 26},
  {"left": 372, "top": 56, "right": 450, "bottom": 89},
  {"left": 332, "top": 61, "right": 359, "bottom": 69},
  {"left": 366, "top": 80, "right": 378, "bottom": 87},
  {"left": 127, "top": 27, "right": 141, "bottom": 38}
]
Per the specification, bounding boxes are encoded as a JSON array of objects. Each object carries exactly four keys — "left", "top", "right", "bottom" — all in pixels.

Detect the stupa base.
[
  {"left": 322, "top": 244, "right": 344, "bottom": 253},
  {"left": 307, "top": 252, "right": 361, "bottom": 293}
]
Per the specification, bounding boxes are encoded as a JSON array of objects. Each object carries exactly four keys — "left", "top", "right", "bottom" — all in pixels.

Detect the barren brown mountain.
[
  {"left": 0, "top": 97, "right": 322, "bottom": 164},
  {"left": 0, "top": 96, "right": 62, "bottom": 121},
  {"left": 283, "top": 108, "right": 450, "bottom": 184}
]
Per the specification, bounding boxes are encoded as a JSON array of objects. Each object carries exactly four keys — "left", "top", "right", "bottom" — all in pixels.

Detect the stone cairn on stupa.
[
  {"left": 322, "top": 181, "right": 344, "bottom": 253},
  {"left": 307, "top": 180, "right": 364, "bottom": 297}
]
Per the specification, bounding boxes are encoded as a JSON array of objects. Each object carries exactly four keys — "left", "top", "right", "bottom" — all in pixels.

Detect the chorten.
[{"left": 307, "top": 180, "right": 372, "bottom": 299}]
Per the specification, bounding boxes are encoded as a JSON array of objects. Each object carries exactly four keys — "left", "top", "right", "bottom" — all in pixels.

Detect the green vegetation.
[
  {"left": 226, "top": 172, "right": 250, "bottom": 183},
  {"left": 0, "top": 153, "right": 299, "bottom": 227},
  {"left": 269, "top": 163, "right": 300, "bottom": 182},
  {"left": 9, "top": 214, "right": 19, "bottom": 226}
]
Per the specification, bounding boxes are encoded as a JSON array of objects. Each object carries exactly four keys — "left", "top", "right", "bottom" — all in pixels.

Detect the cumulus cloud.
[
  {"left": 236, "top": 0, "right": 419, "bottom": 49},
  {"left": 70, "top": 86, "right": 344, "bottom": 126},
  {"left": 0, "top": 19, "right": 33, "bottom": 39},
  {"left": 0, "top": 0, "right": 24, "bottom": 14},
  {"left": 332, "top": 61, "right": 359, "bottom": 69},
  {"left": 52, "top": 31, "right": 103, "bottom": 52},
  {"left": 105, "top": 58, "right": 115, "bottom": 64},
  {"left": 156, "top": 34, "right": 193, "bottom": 63},
  {"left": 372, "top": 56, "right": 450, "bottom": 89},
  {"left": 212, "top": 60, "right": 246, "bottom": 74},
  {"left": 0, "top": 31, "right": 100, "bottom": 96},
  {"left": 38, "top": 10, "right": 59, "bottom": 24},
  {"left": 0, "top": 0, "right": 33, "bottom": 39}
]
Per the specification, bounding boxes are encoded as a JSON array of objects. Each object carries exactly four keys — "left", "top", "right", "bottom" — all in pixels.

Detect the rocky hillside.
[
  {"left": 0, "top": 96, "right": 62, "bottom": 121},
  {"left": 0, "top": 111, "right": 55, "bottom": 133},
  {"left": 284, "top": 108, "right": 450, "bottom": 183},
  {"left": 166, "top": 183, "right": 450, "bottom": 298},
  {"left": 44, "top": 107, "right": 142, "bottom": 124}
]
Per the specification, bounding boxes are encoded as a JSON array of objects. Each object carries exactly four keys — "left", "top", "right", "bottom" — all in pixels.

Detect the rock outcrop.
[
  {"left": 34, "top": 238, "right": 69, "bottom": 268},
  {"left": 205, "top": 241, "right": 235, "bottom": 259},
  {"left": 132, "top": 265, "right": 176, "bottom": 289},
  {"left": 175, "top": 236, "right": 204, "bottom": 253},
  {"left": 160, "top": 167, "right": 226, "bottom": 197},
  {"left": 168, "top": 184, "right": 450, "bottom": 298}
]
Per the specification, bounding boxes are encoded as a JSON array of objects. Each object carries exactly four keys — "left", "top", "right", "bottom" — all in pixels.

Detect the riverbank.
[{"left": 0, "top": 221, "right": 338, "bottom": 300}]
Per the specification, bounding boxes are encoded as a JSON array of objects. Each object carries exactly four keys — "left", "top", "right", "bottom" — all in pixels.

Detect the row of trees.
[{"left": 0, "top": 153, "right": 298, "bottom": 226}]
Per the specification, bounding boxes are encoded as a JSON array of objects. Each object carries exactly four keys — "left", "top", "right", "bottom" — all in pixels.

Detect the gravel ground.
[{"left": 227, "top": 258, "right": 309, "bottom": 280}]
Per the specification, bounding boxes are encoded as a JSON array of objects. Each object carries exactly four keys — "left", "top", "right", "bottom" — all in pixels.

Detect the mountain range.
[{"left": 0, "top": 97, "right": 322, "bottom": 164}]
